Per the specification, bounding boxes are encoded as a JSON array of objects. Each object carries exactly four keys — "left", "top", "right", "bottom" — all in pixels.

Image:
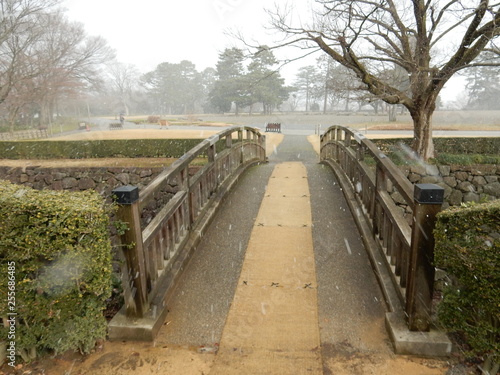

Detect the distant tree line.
[{"left": 1, "top": 0, "right": 499, "bottom": 135}]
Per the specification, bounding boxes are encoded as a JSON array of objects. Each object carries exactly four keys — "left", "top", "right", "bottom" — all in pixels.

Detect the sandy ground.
[{"left": 51, "top": 129, "right": 221, "bottom": 141}]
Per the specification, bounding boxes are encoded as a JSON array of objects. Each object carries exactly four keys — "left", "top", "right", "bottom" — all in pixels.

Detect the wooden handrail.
[
  {"left": 320, "top": 125, "right": 444, "bottom": 332},
  {"left": 113, "top": 126, "right": 265, "bottom": 319}
]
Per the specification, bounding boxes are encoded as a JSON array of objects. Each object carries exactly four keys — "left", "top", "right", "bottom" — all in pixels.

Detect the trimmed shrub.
[
  {"left": 0, "top": 180, "right": 112, "bottom": 359},
  {"left": 0, "top": 139, "right": 202, "bottom": 160},
  {"left": 373, "top": 137, "right": 500, "bottom": 156},
  {"left": 432, "top": 153, "right": 500, "bottom": 165},
  {"left": 434, "top": 200, "right": 500, "bottom": 357},
  {"left": 147, "top": 116, "right": 160, "bottom": 123}
]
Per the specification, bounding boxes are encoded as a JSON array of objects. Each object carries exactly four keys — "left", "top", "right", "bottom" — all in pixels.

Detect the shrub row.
[
  {"left": 0, "top": 180, "right": 113, "bottom": 358},
  {"left": 373, "top": 137, "right": 500, "bottom": 158},
  {"left": 434, "top": 199, "right": 500, "bottom": 358},
  {"left": 0, "top": 139, "right": 202, "bottom": 159}
]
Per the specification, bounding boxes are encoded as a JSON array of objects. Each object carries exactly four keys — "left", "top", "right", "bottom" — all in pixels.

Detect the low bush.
[
  {"left": 0, "top": 180, "right": 113, "bottom": 359},
  {"left": 434, "top": 200, "right": 500, "bottom": 358},
  {"left": 0, "top": 139, "right": 202, "bottom": 159},
  {"left": 373, "top": 137, "right": 500, "bottom": 156},
  {"left": 432, "top": 153, "right": 500, "bottom": 165},
  {"left": 147, "top": 115, "right": 160, "bottom": 123}
]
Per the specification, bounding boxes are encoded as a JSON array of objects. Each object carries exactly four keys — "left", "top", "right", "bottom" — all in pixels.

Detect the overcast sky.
[
  {"left": 62, "top": 0, "right": 462, "bottom": 101},
  {"left": 62, "top": 0, "right": 314, "bottom": 75}
]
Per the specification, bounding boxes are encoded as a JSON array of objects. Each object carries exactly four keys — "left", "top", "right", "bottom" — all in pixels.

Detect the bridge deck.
[{"left": 155, "top": 135, "right": 396, "bottom": 373}]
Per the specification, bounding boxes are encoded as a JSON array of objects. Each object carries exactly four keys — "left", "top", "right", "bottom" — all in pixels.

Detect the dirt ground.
[
  {"left": 0, "top": 127, "right": 476, "bottom": 375},
  {"left": 0, "top": 335, "right": 455, "bottom": 375}
]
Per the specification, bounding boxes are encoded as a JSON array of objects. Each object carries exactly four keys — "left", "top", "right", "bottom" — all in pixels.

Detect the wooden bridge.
[{"left": 108, "top": 125, "right": 451, "bottom": 359}]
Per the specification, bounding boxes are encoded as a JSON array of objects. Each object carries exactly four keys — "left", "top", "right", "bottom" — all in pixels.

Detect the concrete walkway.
[{"left": 210, "top": 162, "right": 322, "bottom": 374}]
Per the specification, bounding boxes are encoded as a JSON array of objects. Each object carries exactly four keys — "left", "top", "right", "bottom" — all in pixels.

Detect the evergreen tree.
[
  {"left": 465, "top": 53, "right": 500, "bottom": 110},
  {"left": 141, "top": 60, "right": 202, "bottom": 115},
  {"left": 246, "top": 47, "right": 290, "bottom": 114},
  {"left": 209, "top": 48, "right": 247, "bottom": 114}
]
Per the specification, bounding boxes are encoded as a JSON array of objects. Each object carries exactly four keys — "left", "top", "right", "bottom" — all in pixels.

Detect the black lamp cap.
[
  {"left": 112, "top": 185, "right": 139, "bottom": 204},
  {"left": 414, "top": 183, "right": 444, "bottom": 204}
]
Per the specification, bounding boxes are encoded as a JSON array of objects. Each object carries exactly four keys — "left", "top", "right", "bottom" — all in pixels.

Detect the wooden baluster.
[
  {"left": 174, "top": 210, "right": 180, "bottom": 244},
  {"left": 167, "top": 219, "right": 174, "bottom": 257},
  {"left": 383, "top": 215, "right": 390, "bottom": 253},
  {"left": 394, "top": 236, "right": 402, "bottom": 276},
  {"left": 373, "top": 164, "right": 386, "bottom": 237},
  {"left": 161, "top": 226, "right": 169, "bottom": 261},
  {"left": 387, "top": 223, "right": 396, "bottom": 265},
  {"left": 400, "top": 243, "right": 409, "bottom": 288},
  {"left": 150, "top": 240, "right": 159, "bottom": 281}
]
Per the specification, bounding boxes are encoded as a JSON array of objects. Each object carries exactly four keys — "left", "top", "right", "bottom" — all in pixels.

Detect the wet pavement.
[{"left": 158, "top": 135, "right": 393, "bottom": 371}]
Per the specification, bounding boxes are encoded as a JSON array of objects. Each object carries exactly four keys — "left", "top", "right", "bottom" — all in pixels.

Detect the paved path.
[
  {"left": 210, "top": 162, "right": 322, "bottom": 374},
  {"left": 158, "top": 135, "right": 395, "bottom": 373}
]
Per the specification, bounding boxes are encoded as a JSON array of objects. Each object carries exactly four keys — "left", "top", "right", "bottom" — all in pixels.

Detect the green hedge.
[
  {"left": 434, "top": 200, "right": 500, "bottom": 357},
  {"left": 373, "top": 137, "right": 500, "bottom": 156},
  {"left": 0, "top": 139, "right": 202, "bottom": 159},
  {"left": 0, "top": 180, "right": 112, "bottom": 359},
  {"left": 432, "top": 153, "right": 500, "bottom": 165}
]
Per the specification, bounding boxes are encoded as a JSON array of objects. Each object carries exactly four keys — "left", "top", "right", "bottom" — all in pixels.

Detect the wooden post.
[
  {"left": 260, "top": 133, "right": 266, "bottom": 161},
  {"left": 406, "top": 183, "right": 444, "bottom": 331},
  {"left": 225, "top": 134, "right": 232, "bottom": 149},
  {"left": 112, "top": 186, "right": 149, "bottom": 318}
]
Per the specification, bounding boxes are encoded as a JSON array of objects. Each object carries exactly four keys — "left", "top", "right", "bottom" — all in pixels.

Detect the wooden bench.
[
  {"left": 109, "top": 123, "right": 123, "bottom": 130},
  {"left": 265, "top": 123, "right": 281, "bottom": 133}
]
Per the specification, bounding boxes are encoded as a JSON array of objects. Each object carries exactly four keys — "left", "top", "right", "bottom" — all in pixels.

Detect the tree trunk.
[
  {"left": 40, "top": 100, "right": 50, "bottom": 129},
  {"left": 411, "top": 108, "right": 435, "bottom": 161},
  {"left": 323, "top": 85, "right": 328, "bottom": 114},
  {"left": 8, "top": 108, "right": 20, "bottom": 133},
  {"left": 388, "top": 105, "right": 397, "bottom": 122}
]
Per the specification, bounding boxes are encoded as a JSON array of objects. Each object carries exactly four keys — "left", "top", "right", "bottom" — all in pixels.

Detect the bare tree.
[
  {"left": 1, "top": 9, "right": 114, "bottom": 130},
  {"left": 267, "top": 0, "right": 500, "bottom": 160},
  {"left": 106, "top": 61, "right": 140, "bottom": 116},
  {"left": 0, "top": 0, "right": 61, "bottom": 105}
]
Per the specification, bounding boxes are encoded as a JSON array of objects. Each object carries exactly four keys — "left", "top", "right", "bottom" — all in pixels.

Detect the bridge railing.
[
  {"left": 112, "top": 126, "right": 265, "bottom": 325},
  {"left": 320, "top": 125, "right": 444, "bottom": 332}
]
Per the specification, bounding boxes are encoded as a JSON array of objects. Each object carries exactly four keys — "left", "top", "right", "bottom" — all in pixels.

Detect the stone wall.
[
  {"left": 2, "top": 163, "right": 498, "bottom": 210},
  {"left": 0, "top": 165, "right": 201, "bottom": 226},
  {"left": 398, "top": 164, "right": 500, "bottom": 208},
  {"left": 0, "top": 166, "right": 164, "bottom": 200}
]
